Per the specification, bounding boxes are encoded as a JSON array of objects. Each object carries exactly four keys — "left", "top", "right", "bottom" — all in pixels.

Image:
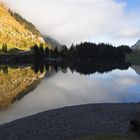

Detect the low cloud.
[{"left": 2, "top": 0, "right": 140, "bottom": 46}]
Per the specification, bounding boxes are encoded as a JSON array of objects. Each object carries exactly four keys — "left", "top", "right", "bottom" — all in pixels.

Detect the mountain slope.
[
  {"left": 44, "top": 36, "right": 62, "bottom": 50},
  {"left": 0, "top": 4, "right": 47, "bottom": 51},
  {"left": 131, "top": 65, "right": 140, "bottom": 76},
  {"left": 131, "top": 40, "right": 140, "bottom": 50}
]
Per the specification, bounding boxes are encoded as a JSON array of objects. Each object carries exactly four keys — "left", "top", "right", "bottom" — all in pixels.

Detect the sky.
[{"left": 2, "top": 0, "right": 140, "bottom": 46}]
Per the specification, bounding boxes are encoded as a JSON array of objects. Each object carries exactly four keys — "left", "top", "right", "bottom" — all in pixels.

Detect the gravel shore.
[{"left": 0, "top": 103, "right": 140, "bottom": 140}]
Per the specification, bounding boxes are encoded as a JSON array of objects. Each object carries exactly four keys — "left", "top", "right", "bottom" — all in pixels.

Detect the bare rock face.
[{"left": 131, "top": 40, "right": 140, "bottom": 50}]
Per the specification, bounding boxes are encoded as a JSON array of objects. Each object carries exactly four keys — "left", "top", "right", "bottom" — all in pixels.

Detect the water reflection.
[
  {"left": 32, "top": 60, "right": 130, "bottom": 75},
  {"left": 0, "top": 60, "right": 139, "bottom": 124},
  {"left": 0, "top": 60, "right": 130, "bottom": 109},
  {"left": 0, "top": 60, "right": 130, "bottom": 75},
  {"left": 0, "top": 66, "right": 45, "bottom": 109}
]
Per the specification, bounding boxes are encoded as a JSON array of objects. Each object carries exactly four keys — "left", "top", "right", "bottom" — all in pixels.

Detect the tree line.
[
  {"left": 0, "top": 42, "right": 132, "bottom": 63},
  {"left": 32, "top": 42, "right": 132, "bottom": 62}
]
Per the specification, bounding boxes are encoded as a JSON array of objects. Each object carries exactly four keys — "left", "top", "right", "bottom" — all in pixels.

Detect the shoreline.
[{"left": 0, "top": 103, "right": 140, "bottom": 140}]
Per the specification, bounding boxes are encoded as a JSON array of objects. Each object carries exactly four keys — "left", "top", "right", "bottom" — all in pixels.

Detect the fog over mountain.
[
  {"left": 2, "top": 0, "right": 140, "bottom": 46},
  {"left": 0, "top": 3, "right": 46, "bottom": 50}
]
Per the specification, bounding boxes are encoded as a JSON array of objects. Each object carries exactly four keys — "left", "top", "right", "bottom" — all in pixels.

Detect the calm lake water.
[{"left": 0, "top": 63, "right": 140, "bottom": 124}]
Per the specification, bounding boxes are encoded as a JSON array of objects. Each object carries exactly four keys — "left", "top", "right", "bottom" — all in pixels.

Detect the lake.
[{"left": 0, "top": 62, "right": 140, "bottom": 124}]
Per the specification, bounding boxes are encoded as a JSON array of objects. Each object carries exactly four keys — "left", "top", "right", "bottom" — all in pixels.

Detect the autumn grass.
[{"left": 0, "top": 4, "right": 46, "bottom": 51}]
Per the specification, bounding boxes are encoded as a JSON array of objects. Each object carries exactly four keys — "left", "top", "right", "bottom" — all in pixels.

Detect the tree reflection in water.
[
  {"left": 33, "top": 60, "right": 131, "bottom": 75},
  {"left": 0, "top": 60, "right": 131, "bottom": 75}
]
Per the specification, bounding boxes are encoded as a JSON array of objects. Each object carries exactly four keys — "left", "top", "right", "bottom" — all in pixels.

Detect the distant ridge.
[
  {"left": 131, "top": 40, "right": 140, "bottom": 50},
  {"left": 131, "top": 65, "right": 140, "bottom": 76},
  {"left": 43, "top": 36, "right": 62, "bottom": 50}
]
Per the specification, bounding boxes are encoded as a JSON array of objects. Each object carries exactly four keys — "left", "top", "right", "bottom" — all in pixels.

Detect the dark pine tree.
[
  {"left": 45, "top": 47, "right": 50, "bottom": 57},
  {"left": 32, "top": 44, "right": 40, "bottom": 59},
  {"left": 39, "top": 45, "right": 44, "bottom": 57}
]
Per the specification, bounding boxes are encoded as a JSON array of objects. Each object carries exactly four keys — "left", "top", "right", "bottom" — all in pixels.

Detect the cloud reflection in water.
[{"left": 0, "top": 68, "right": 140, "bottom": 124}]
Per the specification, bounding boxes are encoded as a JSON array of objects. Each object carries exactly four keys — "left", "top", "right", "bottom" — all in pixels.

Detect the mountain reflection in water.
[
  {"left": 0, "top": 60, "right": 131, "bottom": 109},
  {"left": 0, "top": 60, "right": 139, "bottom": 124},
  {"left": 0, "top": 66, "right": 46, "bottom": 110}
]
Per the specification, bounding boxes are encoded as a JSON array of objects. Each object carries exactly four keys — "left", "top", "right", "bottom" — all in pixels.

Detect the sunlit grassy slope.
[{"left": 0, "top": 4, "right": 51, "bottom": 51}]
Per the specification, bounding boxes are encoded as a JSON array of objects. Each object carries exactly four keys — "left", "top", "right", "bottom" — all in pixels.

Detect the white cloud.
[{"left": 2, "top": 0, "right": 140, "bottom": 46}]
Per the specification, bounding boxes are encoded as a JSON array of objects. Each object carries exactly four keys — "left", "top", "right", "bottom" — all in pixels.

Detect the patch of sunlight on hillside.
[{"left": 0, "top": 3, "right": 50, "bottom": 51}]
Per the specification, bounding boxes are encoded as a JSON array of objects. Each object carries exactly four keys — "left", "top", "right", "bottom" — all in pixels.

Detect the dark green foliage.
[
  {"left": 52, "top": 47, "right": 58, "bottom": 58},
  {"left": 45, "top": 47, "right": 50, "bottom": 57},
  {"left": 31, "top": 45, "right": 48, "bottom": 59},
  {"left": 60, "top": 45, "right": 68, "bottom": 57},
  {"left": 39, "top": 45, "right": 44, "bottom": 56},
  {"left": 0, "top": 65, "right": 8, "bottom": 74},
  {"left": 126, "top": 50, "right": 140, "bottom": 65},
  {"left": 31, "top": 44, "right": 40, "bottom": 59},
  {"left": 57, "top": 42, "right": 131, "bottom": 61},
  {"left": 28, "top": 43, "right": 132, "bottom": 74},
  {"left": 31, "top": 42, "right": 131, "bottom": 63},
  {"left": 0, "top": 41, "right": 131, "bottom": 70},
  {"left": 117, "top": 45, "right": 132, "bottom": 54},
  {"left": 2, "top": 44, "right": 7, "bottom": 53}
]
